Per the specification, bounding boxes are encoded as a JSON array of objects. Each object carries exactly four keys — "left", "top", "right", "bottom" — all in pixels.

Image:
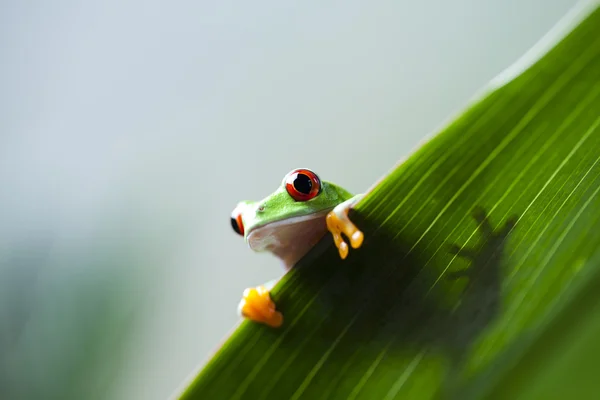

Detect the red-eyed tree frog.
[{"left": 230, "top": 168, "right": 364, "bottom": 328}]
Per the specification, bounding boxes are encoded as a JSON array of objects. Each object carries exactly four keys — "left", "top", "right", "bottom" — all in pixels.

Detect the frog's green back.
[{"left": 325, "top": 180, "right": 354, "bottom": 203}]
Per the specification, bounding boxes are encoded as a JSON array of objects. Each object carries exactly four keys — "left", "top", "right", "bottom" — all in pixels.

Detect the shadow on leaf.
[{"left": 268, "top": 207, "right": 517, "bottom": 399}]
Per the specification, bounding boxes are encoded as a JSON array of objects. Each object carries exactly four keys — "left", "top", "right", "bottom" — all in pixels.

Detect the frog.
[{"left": 230, "top": 168, "right": 365, "bottom": 328}]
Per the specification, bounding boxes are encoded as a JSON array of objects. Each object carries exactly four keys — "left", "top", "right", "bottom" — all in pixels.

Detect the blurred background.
[{"left": 0, "top": 1, "right": 578, "bottom": 399}]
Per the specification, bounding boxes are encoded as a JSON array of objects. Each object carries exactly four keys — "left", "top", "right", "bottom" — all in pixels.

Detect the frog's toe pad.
[
  {"left": 238, "top": 285, "right": 283, "bottom": 328},
  {"left": 326, "top": 201, "right": 364, "bottom": 259}
]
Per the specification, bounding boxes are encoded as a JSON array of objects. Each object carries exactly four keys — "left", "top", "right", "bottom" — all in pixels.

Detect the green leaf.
[
  {"left": 464, "top": 247, "right": 600, "bottom": 399},
  {"left": 177, "top": 3, "right": 600, "bottom": 399}
]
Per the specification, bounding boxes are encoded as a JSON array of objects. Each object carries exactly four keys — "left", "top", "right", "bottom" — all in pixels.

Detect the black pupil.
[
  {"left": 294, "top": 174, "right": 312, "bottom": 194},
  {"left": 231, "top": 217, "right": 242, "bottom": 235}
]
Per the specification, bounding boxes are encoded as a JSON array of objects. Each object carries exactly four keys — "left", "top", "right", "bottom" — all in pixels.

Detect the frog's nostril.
[{"left": 231, "top": 214, "right": 244, "bottom": 236}]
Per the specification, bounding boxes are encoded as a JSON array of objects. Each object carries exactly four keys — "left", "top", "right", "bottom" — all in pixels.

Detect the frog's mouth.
[{"left": 247, "top": 210, "right": 331, "bottom": 269}]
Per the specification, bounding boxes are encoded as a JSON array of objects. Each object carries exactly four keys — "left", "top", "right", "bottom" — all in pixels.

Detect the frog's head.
[{"left": 230, "top": 168, "right": 352, "bottom": 268}]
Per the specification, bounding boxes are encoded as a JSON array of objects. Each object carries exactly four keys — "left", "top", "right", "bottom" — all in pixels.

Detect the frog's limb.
[
  {"left": 498, "top": 215, "right": 518, "bottom": 237},
  {"left": 447, "top": 245, "right": 477, "bottom": 281},
  {"left": 446, "top": 208, "right": 518, "bottom": 282},
  {"left": 448, "top": 244, "right": 477, "bottom": 260},
  {"left": 326, "top": 194, "right": 365, "bottom": 259},
  {"left": 472, "top": 206, "right": 493, "bottom": 239},
  {"left": 237, "top": 279, "right": 283, "bottom": 328}
]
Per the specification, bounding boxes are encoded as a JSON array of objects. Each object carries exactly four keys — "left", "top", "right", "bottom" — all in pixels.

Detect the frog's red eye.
[
  {"left": 231, "top": 210, "right": 244, "bottom": 236},
  {"left": 285, "top": 168, "right": 322, "bottom": 201}
]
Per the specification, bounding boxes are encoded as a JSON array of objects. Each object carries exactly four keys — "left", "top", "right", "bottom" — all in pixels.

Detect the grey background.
[{"left": 0, "top": 1, "right": 578, "bottom": 399}]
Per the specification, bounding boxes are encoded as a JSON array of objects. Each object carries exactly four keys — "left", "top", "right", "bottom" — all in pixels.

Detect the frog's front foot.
[
  {"left": 326, "top": 195, "right": 365, "bottom": 259},
  {"left": 237, "top": 285, "right": 283, "bottom": 328},
  {"left": 446, "top": 206, "right": 517, "bottom": 281}
]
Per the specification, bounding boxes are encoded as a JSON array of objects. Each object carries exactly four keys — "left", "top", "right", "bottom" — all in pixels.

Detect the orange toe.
[
  {"left": 326, "top": 201, "right": 364, "bottom": 259},
  {"left": 239, "top": 286, "right": 283, "bottom": 328}
]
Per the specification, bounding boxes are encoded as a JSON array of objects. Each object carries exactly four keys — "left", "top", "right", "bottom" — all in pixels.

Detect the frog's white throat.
[{"left": 247, "top": 210, "right": 331, "bottom": 270}]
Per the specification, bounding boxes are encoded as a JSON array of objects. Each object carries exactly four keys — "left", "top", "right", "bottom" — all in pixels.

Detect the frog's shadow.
[{"left": 283, "top": 207, "right": 517, "bottom": 396}]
